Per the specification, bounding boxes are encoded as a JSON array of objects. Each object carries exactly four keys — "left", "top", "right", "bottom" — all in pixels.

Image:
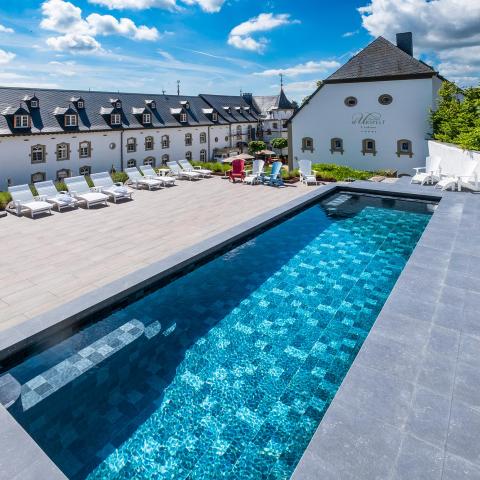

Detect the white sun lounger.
[
  {"left": 167, "top": 161, "right": 201, "bottom": 180},
  {"left": 435, "top": 176, "right": 458, "bottom": 191},
  {"left": 244, "top": 159, "right": 265, "bottom": 185},
  {"left": 64, "top": 176, "right": 109, "bottom": 208},
  {"left": 34, "top": 180, "right": 78, "bottom": 211},
  {"left": 139, "top": 165, "right": 176, "bottom": 187},
  {"left": 178, "top": 159, "right": 212, "bottom": 177},
  {"left": 125, "top": 167, "right": 162, "bottom": 190},
  {"left": 411, "top": 156, "right": 442, "bottom": 185},
  {"left": 435, "top": 160, "right": 478, "bottom": 192},
  {"left": 299, "top": 159, "right": 320, "bottom": 185},
  {"left": 90, "top": 172, "right": 133, "bottom": 203},
  {"left": 8, "top": 184, "right": 52, "bottom": 218}
]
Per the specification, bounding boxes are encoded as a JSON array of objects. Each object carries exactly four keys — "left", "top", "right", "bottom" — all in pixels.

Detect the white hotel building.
[
  {"left": 0, "top": 90, "right": 260, "bottom": 188},
  {"left": 288, "top": 33, "right": 444, "bottom": 174}
]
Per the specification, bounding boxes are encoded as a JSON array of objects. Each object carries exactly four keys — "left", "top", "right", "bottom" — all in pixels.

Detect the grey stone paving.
[{"left": 292, "top": 180, "right": 480, "bottom": 480}]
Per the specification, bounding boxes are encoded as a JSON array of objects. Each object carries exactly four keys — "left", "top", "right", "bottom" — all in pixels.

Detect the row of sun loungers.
[
  {"left": 7, "top": 160, "right": 213, "bottom": 218},
  {"left": 411, "top": 156, "right": 479, "bottom": 192}
]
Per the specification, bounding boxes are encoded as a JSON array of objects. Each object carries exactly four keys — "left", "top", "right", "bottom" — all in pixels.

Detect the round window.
[
  {"left": 344, "top": 96, "right": 357, "bottom": 107},
  {"left": 214, "top": 137, "right": 218, "bottom": 142},
  {"left": 109, "top": 142, "right": 116, "bottom": 150},
  {"left": 225, "top": 136, "right": 229, "bottom": 142},
  {"left": 378, "top": 94, "right": 393, "bottom": 105}
]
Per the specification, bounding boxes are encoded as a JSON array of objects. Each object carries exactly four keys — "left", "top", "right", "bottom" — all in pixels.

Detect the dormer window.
[
  {"left": 14, "top": 114, "right": 30, "bottom": 128},
  {"left": 143, "top": 113, "right": 152, "bottom": 124},
  {"left": 111, "top": 98, "right": 122, "bottom": 109},
  {"left": 30, "top": 100, "right": 38, "bottom": 109},
  {"left": 180, "top": 112, "right": 187, "bottom": 123},
  {"left": 223, "top": 106, "right": 231, "bottom": 114},
  {"left": 65, "top": 114, "right": 78, "bottom": 127},
  {"left": 111, "top": 113, "right": 122, "bottom": 125},
  {"left": 212, "top": 112, "right": 218, "bottom": 122},
  {"left": 180, "top": 100, "right": 190, "bottom": 109},
  {"left": 77, "top": 100, "right": 84, "bottom": 109},
  {"left": 145, "top": 100, "right": 156, "bottom": 109},
  {"left": 23, "top": 95, "right": 39, "bottom": 110}
]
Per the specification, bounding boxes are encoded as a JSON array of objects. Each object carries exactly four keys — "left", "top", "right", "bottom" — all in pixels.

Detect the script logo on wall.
[{"left": 352, "top": 112, "right": 385, "bottom": 134}]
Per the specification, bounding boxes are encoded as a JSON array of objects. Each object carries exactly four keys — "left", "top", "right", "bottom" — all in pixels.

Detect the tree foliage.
[
  {"left": 271, "top": 137, "right": 288, "bottom": 150},
  {"left": 431, "top": 82, "right": 480, "bottom": 150},
  {"left": 248, "top": 140, "right": 266, "bottom": 154}
]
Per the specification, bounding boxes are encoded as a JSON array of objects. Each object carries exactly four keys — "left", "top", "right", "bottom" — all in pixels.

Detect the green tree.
[
  {"left": 271, "top": 137, "right": 288, "bottom": 150},
  {"left": 248, "top": 140, "right": 266, "bottom": 154},
  {"left": 302, "top": 80, "right": 323, "bottom": 105},
  {"left": 431, "top": 82, "right": 480, "bottom": 150}
]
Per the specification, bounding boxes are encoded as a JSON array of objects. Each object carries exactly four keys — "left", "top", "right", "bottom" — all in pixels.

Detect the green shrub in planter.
[{"left": 0, "top": 191, "right": 11, "bottom": 210}]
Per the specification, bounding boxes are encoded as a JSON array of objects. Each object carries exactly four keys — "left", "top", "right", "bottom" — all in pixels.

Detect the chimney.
[{"left": 396, "top": 32, "right": 413, "bottom": 56}]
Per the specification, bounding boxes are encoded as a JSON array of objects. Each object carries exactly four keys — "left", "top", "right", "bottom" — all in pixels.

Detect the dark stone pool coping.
[
  {"left": 2, "top": 179, "right": 475, "bottom": 479},
  {"left": 292, "top": 181, "right": 480, "bottom": 479}
]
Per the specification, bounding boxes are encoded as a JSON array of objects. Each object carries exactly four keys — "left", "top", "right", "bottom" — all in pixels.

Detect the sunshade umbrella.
[{"left": 257, "top": 149, "right": 276, "bottom": 156}]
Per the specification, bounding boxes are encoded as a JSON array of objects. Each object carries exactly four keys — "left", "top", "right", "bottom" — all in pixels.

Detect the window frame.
[
  {"left": 111, "top": 113, "right": 122, "bottom": 126},
  {"left": 344, "top": 96, "right": 358, "bottom": 107},
  {"left": 127, "top": 159, "right": 137, "bottom": 168},
  {"left": 161, "top": 154, "right": 169, "bottom": 164},
  {"left": 301, "top": 137, "right": 314, "bottom": 153},
  {"left": 126, "top": 137, "right": 137, "bottom": 153},
  {"left": 142, "top": 113, "right": 152, "bottom": 124},
  {"left": 200, "top": 149, "right": 207, "bottom": 162},
  {"left": 378, "top": 94, "right": 393, "bottom": 106},
  {"left": 79, "top": 165, "right": 91, "bottom": 176},
  {"left": 199, "top": 132, "right": 207, "bottom": 144},
  {"left": 236, "top": 125, "right": 242, "bottom": 140},
  {"left": 56, "top": 142, "right": 70, "bottom": 161},
  {"left": 14, "top": 114, "right": 30, "bottom": 128},
  {"left": 185, "top": 151, "right": 192, "bottom": 161},
  {"left": 145, "top": 136, "right": 154, "bottom": 151},
  {"left": 64, "top": 114, "right": 78, "bottom": 127},
  {"left": 180, "top": 112, "right": 187, "bottom": 123},
  {"left": 185, "top": 133, "right": 192, "bottom": 146},
  {"left": 79, "top": 141, "right": 92, "bottom": 158},
  {"left": 31, "top": 172, "right": 46, "bottom": 183},
  {"left": 31, "top": 145, "right": 46, "bottom": 164},
  {"left": 161, "top": 135, "right": 170, "bottom": 149},
  {"left": 143, "top": 156, "right": 155, "bottom": 167},
  {"left": 56, "top": 168, "right": 70, "bottom": 181},
  {"left": 330, "top": 138, "right": 344, "bottom": 154},
  {"left": 77, "top": 100, "right": 84, "bottom": 109},
  {"left": 212, "top": 112, "right": 218, "bottom": 122},
  {"left": 396, "top": 139, "right": 413, "bottom": 158},
  {"left": 362, "top": 138, "right": 377, "bottom": 156}
]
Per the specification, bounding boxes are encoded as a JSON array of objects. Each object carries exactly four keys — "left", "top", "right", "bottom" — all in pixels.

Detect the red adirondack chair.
[{"left": 228, "top": 159, "right": 246, "bottom": 183}]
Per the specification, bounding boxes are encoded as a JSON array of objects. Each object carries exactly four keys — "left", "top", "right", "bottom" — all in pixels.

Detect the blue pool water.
[{"left": 5, "top": 193, "right": 433, "bottom": 480}]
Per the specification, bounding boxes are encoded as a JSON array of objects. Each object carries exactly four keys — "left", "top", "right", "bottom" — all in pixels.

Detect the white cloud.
[
  {"left": 358, "top": 0, "right": 480, "bottom": 84},
  {"left": 281, "top": 80, "right": 318, "bottom": 92},
  {"left": 255, "top": 60, "right": 340, "bottom": 77},
  {"left": 0, "top": 24, "right": 14, "bottom": 34},
  {"left": 88, "top": 0, "right": 225, "bottom": 12},
  {"left": 41, "top": 0, "right": 159, "bottom": 53},
  {"left": 46, "top": 33, "right": 102, "bottom": 52},
  {"left": 0, "top": 49, "right": 16, "bottom": 64},
  {"left": 342, "top": 30, "right": 359, "bottom": 38},
  {"left": 181, "top": 0, "right": 226, "bottom": 13},
  {"left": 228, "top": 13, "right": 299, "bottom": 53}
]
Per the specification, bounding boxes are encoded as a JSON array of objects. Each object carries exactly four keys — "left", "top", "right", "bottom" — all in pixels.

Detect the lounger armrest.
[
  {"left": 35, "top": 195, "right": 48, "bottom": 201},
  {"left": 413, "top": 167, "right": 426, "bottom": 173},
  {"left": 90, "top": 186, "right": 101, "bottom": 193}
]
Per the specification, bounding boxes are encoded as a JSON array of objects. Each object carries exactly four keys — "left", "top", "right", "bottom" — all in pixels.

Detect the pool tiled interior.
[{"left": 4, "top": 194, "right": 432, "bottom": 479}]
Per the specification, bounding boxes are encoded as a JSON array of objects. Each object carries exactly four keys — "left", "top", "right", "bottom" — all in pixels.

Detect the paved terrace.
[{"left": 0, "top": 176, "right": 309, "bottom": 332}]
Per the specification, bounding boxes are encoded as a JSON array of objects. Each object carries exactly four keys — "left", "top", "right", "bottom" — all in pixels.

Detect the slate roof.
[
  {"left": 0, "top": 87, "right": 239, "bottom": 136},
  {"left": 253, "top": 89, "right": 294, "bottom": 117},
  {"left": 325, "top": 36, "right": 436, "bottom": 83},
  {"left": 199, "top": 94, "right": 259, "bottom": 123}
]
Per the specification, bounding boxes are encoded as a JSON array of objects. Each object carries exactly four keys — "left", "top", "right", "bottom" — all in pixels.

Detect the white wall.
[
  {"left": 291, "top": 78, "right": 439, "bottom": 174},
  {"left": 428, "top": 140, "right": 480, "bottom": 177},
  {"left": 0, "top": 123, "right": 246, "bottom": 188},
  {"left": 0, "top": 131, "right": 121, "bottom": 189}
]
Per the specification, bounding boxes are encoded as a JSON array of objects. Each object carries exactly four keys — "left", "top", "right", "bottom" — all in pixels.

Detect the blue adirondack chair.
[{"left": 263, "top": 161, "right": 284, "bottom": 187}]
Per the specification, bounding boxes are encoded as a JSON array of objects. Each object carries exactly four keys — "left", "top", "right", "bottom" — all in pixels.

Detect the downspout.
[
  {"left": 288, "top": 122, "right": 294, "bottom": 170},
  {"left": 120, "top": 129, "right": 124, "bottom": 171},
  {"left": 207, "top": 125, "right": 211, "bottom": 161},
  {"left": 229, "top": 124, "right": 232, "bottom": 148}
]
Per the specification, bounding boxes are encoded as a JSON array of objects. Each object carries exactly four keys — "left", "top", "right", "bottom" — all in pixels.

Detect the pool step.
[{"left": 20, "top": 320, "right": 144, "bottom": 411}]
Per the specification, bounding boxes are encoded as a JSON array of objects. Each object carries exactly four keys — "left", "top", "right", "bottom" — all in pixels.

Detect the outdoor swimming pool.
[{"left": 4, "top": 192, "right": 434, "bottom": 479}]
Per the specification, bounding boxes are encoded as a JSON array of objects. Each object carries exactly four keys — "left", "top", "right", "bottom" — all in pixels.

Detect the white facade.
[
  {"left": 290, "top": 77, "right": 443, "bottom": 174},
  {"left": 0, "top": 123, "right": 259, "bottom": 188}
]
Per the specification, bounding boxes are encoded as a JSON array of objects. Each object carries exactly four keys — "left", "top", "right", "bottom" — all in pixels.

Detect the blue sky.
[{"left": 0, "top": 0, "right": 478, "bottom": 101}]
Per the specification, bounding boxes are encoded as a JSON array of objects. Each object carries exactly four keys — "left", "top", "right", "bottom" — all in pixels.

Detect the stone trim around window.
[
  {"left": 127, "top": 159, "right": 137, "bottom": 168},
  {"left": 161, "top": 135, "right": 170, "bottom": 149},
  {"left": 143, "top": 156, "right": 155, "bottom": 167},
  {"left": 31, "top": 172, "right": 46, "bottom": 183},
  {"left": 301, "top": 137, "right": 314, "bottom": 153},
  {"left": 126, "top": 137, "right": 137, "bottom": 153},
  {"left": 185, "top": 133, "right": 192, "bottom": 146},
  {"left": 330, "top": 138, "right": 344, "bottom": 154},
  {"left": 78, "top": 141, "right": 92, "bottom": 158},
  {"left": 79, "top": 165, "right": 91, "bottom": 176},
  {"left": 30, "top": 144, "right": 47, "bottom": 164},
  {"left": 145, "top": 136, "right": 154, "bottom": 151},
  {"left": 56, "top": 142, "right": 70, "bottom": 161},
  {"left": 161, "top": 154, "right": 169, "bottom": 164},
  {"left": 56, "top": 169, "right": 71, "bottom": 181},
  {"left": 200, "top": 132, "right": 207, "bottom": 144},
  {"left": 361, "top": 138, "right": 377, "bottom": 156},
  {"left": 396, "top": 139, "right": 413, "bottom": 158}
]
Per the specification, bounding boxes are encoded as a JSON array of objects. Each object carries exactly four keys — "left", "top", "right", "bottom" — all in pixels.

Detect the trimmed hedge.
[{"left": 312, "top": 163, "right": 396, "bottom": 182}]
